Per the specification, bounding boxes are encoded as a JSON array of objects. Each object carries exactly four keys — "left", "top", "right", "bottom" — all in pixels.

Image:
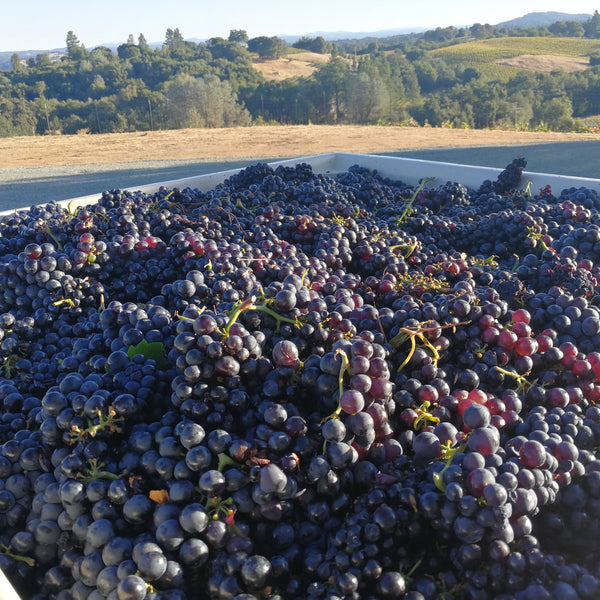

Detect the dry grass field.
[
  {"left": 493, "top": 54, "right": 590, "bottom": 72},
  {"left": 0, "top": 125, "right": 597, "bottom": 169},
  {"left": 251, "top": 51, "right": 333, "bottom": 81}
]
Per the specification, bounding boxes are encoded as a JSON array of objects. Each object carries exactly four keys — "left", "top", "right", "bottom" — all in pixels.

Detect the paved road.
[{"left": 1, "top": 141, "right": 599, "bottom": 212}]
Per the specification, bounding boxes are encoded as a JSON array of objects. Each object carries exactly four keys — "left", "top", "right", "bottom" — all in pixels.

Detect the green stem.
[
  {"left": 76, "top": 459, "right": 128, "bottom": 484},
  {"left": 494, "top": 366, "right": 535, "bottom": 393},
  {"left": 325, "top": 349, "right": 350, "bottom": 422},
  {"left": 222, "top": 295, "right": 299, "bottom": 337},
  {"left": 0, "top": 544, "right": 35, "bottom": 567},
  {"left": 398, "top": 177, "right": 435, "bottom": 224},
  {"left": 433, "top": 442, "right": 468, "bottom": 493}
]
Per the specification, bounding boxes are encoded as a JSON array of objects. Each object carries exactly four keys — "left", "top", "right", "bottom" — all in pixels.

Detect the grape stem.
[
  {"left": 75, "top": 458, "right": 128, "bottom": 484},
  {"left": 494, "top": 366, "right": 536, "bottom": 393},
  {"left": 391, "top": 320, "right": 470, "bottom": 372},
  {"left": 432, "top": 441, "right": 468, "bottom": 493},
  {"left": 324, "top": 349, "right": 351, "bottom": 426},
  {"left": 397, "top": 177, "right": 435, "bottom": 224},
  {"left": 390, "top": 241, "right": 418, "bottom": 258},
  {"left": 413, "top": 401, "right": 440, "bottom": 429},
  {"left": 222, "top": 294, "right": 299, "bottom": 337},
  {"left": 70, "top": 408, "right": 124, "bottom": 443},
  {"left": 0, "top": 543, "right": 35, "bottom": 567}
]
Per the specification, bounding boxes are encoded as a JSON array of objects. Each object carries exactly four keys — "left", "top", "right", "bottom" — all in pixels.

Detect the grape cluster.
[{"left": 1, "top": 160, "right": 600, "bottom": 600}]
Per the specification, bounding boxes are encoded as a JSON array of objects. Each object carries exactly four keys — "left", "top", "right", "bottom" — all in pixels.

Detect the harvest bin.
[
  {"left": 1, "top": 152, "right": 600, "bottom": 600},
  {"left": 6, "top": 152, "right": 599, "bottom": 216}
]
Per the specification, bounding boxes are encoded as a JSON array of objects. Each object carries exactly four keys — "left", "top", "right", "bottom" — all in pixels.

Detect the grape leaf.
[{"left": 127, "top": 340, "right": 166, "bottom": 368}]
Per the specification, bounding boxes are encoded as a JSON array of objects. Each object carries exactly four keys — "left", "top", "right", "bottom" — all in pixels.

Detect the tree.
[
  {"left": 344, "top": 72, "right": 389, "bottom": 123},
  {"left": 164, "top": 28, "right": 185, "bottom": 51},
  {"left": 247, "top": 36, "right": 287, "bottom": 59},
  {"left": 228, "top": 30, "right": 248, "bottom": 44},
  {"left": 293, "top": 36, "right": 332, "bottom": 54},
  {"left": 549, "top": 20, "right": 584, "bottom": 37},
  {"left": 312, "top": 57, "right": 350, "bottom": 122},
  {"left": 35, "top": 54, "right": 51, "bottom": 67},
  {"left": 207, "top": 38, "right": 251, "bottom": 63},
  {"left": 165, "top": 73, "right": 251, "bottom": 128},
  {"left": 469, "top": 23, "right": 493, "bottom": 39},
  {"left": 584, "top": 10, "right": 600, "bottom": 38},
  {"left": 138, "top": 34, "right": 149, "bottom": 51},
  {"left": 11, "top": 53, "right": 22, "bottom": 72},
  {"left": 534, "top": 96, "right": 574, "bottom": 130},
  {"left": 66, "top": 31, "right": 87, "bottom": 60},
  {"left": 117, "top": 43, "right": 141, "bottom": 60}
]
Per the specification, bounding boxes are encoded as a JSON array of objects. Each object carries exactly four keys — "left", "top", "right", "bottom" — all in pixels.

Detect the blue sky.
[{"left": 3, "top": 1, "right": 599, "bottom": 52}]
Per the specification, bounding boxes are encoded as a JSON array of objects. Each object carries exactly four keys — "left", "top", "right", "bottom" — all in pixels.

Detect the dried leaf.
[{"left": 149, "top": 489, "right": 170, "bottom": 504}]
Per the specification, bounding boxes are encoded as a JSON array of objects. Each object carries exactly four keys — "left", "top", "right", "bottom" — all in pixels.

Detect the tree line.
[{"left": 1, "top": 17, "right": 600, "bottom": 137}]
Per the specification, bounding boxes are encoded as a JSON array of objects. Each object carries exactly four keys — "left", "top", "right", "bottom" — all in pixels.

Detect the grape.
[
  {"left": 136, "top": 551, "right": 168, "bottom": 581},
  {"left": 259, "top": 463, "right": 287, "bottom": 494},
  {"left": 519, "top": 440, "right": 546, "bottom": 469},
  {"left": 2, "top": 160, "right": 600, "bottom": 600},
  {"left": 240, "top": 555, "right": 271, "bottom": 588},
  {"left": 117, "top": 575, "right": 148, "bottom": 600},
  {"left": 339, "top": 389, "right": 365, "bottom": 415},
  {"left": 462, "top": 403, "right": 491, "bottom": 430}
]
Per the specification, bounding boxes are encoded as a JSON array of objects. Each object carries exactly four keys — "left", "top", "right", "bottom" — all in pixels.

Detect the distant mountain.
[
  {"left": 495, "top": 12, "right": 592, "bottom": 29},
  {"left": 278, "top": 28, "right": 427, "bottom": 44},
  {"left": 0, "top": 47, "right": 66, "bottom": 71}
]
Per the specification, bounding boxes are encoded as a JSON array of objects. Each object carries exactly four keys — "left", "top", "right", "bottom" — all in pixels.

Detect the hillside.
[
  {"left": 430, "top": 36, "right": 600, "bottom": 81},
  {"left": 495, "top": 11, "right": 592, "bottom": 29}
]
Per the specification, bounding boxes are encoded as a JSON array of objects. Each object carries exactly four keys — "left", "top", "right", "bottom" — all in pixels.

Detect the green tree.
[
  {"left": 165, "top": 73, "right": 251, "bottom": 128},
  {"left": 36, "top": 54, "right": 51, "bottom": 67},
  {"left": 165, "top": 28, "right": 185, "bottom": 51},
  {"left": 534, "top": 96, "right": 574, "bottom": 130},
  {"left": 549, "top": 21, "right": 585, "bottom": 37},
  {"left": 138, "top": 34, "right": 150, "bottom": 51},
  {"left": 312, "top": 57, "right": 350, "bottom": 122},
  {"left": 584, "top": 10, "right": 600, "bottom": 38},
  {"left": 117, "top": 42, "right": 141, "bottom": 60},
  {"left": 66, "top": 31, "right": 87, "bottom": 60},
  {"left": 344, "top": 72, "right": 389, "bottom": 123},
  {"left": 247, "top": 36, "right": 287, "bottom": 59},
  {"left": 293, "top": 36, "right": 332, "bottom": 54},
  {"left": 0, "top": 95, "right": 37, "bottom": 136},
  {"left": 228, "top": 30, "right": 248, "bottom": 44},
  {"left": 469, "top": 23, "right": 493, "bottom": 39},
  {"left": 11, "top": 53, "right": 22, "bottom": 72}
]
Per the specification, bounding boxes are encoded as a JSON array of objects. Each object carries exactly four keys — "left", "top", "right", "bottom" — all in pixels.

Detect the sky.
[{"left": 2, "top": 0, "right": 599, "bottom": 52}]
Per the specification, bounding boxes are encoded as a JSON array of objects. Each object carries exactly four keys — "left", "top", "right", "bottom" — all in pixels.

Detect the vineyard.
[{"left": 430, "top": 36, "right": 600, "bottom": 81}]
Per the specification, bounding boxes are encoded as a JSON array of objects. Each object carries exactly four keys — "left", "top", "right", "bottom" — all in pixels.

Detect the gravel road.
[{"left": 1, "top": 141, "right": 599, "bottom": 212}]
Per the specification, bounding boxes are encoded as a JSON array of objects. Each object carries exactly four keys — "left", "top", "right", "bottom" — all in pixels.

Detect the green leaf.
[{"left": 127, "top": 340, "right": 166, "bottom": 368}]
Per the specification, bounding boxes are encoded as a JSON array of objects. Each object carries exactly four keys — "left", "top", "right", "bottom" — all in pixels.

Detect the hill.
[{"left": 495, "top": 12, "right": 592, "bottom": 29}]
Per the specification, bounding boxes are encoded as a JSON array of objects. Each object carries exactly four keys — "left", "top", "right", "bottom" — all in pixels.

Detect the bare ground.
[
  {"left": 1, "top": 125, "right": 598, "bottom": 168},
  {"left": 494, "top": 54, "right": 590, "bottom": 73}
]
